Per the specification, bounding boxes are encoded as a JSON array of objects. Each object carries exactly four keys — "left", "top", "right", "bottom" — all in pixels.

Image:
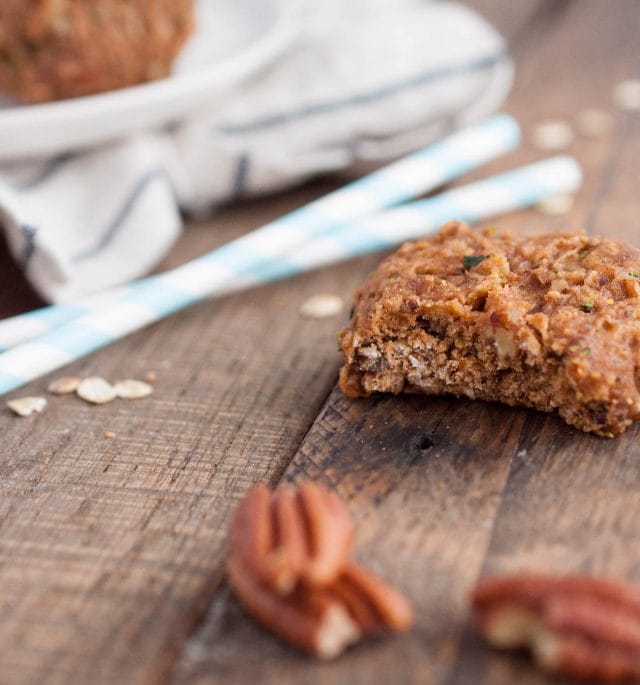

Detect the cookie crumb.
[
  {"left": 114, "top": 379, "right": 153, "bottom": 399},
  {"left": 299, "top": 294, "right": 344, "bottom": 319},
  {"left": 104, "top": 431, "right": 116, "bottom": 439},
  {"left": 7, "top": 396, "right": 47, "bottom": 416},
  {"left": 144, "top": 371, "right": 157, "bottom": 384},
  {"left": 537, "top": 194, "right": 574, "bottom": 216},
  {"left": 47, "top": 376, "right": 81, "bottom": 395},
  {"left": 531, "top": 120, "right": 574, "bottom": 150},
  {"left": 576, "top": 109, "right": 613, "bottom": 139},
  {"left": 613, "top": 79, "right": 640, "bottom": 112},
  {"left": 77, "top": 377, "right": 117, "bottom": 404}
]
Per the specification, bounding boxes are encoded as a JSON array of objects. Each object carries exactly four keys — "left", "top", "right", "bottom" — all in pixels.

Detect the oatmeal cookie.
[
  {"left": 0, "top": 0, "right": 194, "bottom": 102},
  {"left": 339, "top": 222, "right": 640, "bottom": 435}
]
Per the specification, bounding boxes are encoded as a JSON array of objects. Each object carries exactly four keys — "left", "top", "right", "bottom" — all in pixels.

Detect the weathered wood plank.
[
  {"left": 450, "top": 1, "right": 640, "bottom": 681},
  {"left": 171, "top": 390, "right": 524, "bottom": 685},
  {"left": 172, "top": 1, "right": 640, "bottom": 684},
  {"left": 463, "top": 0, "right": 639, "bottom": 245},
  {"left": 1, "top": 0, "right": 637, "bottom": 682},
  {"left": 450, "top": 419, "right": 640, "bottom": 684},
  {"left": 0, "top": 183, "right": 382, "bottom": 685}
]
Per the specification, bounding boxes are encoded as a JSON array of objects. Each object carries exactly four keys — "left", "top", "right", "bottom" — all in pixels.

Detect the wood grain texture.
[
  {"left": 0, "top": 1, "right": 639, "bottom": 684},
  {"left": 171, "top": 390, "right": 524, "bottom": 685},
  {"left": 0, "top": 183, "right": 381, "bottom": 685},
  {"left": 172, "top": 1, "right": 640, "bottom": 684}
]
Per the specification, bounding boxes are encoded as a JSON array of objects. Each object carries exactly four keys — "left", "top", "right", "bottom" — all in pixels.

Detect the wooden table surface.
[{"left": 1, "top": 1, "right": 639, "bottom": 683}]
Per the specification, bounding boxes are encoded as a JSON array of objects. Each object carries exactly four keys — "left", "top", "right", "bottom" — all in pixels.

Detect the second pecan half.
[
  {"left": 228, "top": 554, "right": 414, "bottom": 659},
  {"left": 472, "top": 573, "right": 640, "bottom": 682},
  {"left": 231, "top": 481, "right": 353, "bottom": 594}
]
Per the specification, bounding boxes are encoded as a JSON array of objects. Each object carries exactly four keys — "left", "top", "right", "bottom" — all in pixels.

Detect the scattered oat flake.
[
  {"left": 114, "top": 379, "right": 153, "bottom": 399},
  {"left": 104, "top": 431, "right": 116, "bottom": 439},
  {"left": 47, "top": 376, "right": 81, "bottom": 395},
  {"left": 76, "top": 377, "right": 117, "bottom": 404},
  {"left": 531, "top": 120, "right": 574, "bottom": 150},
  {"left": 613, "top": 79, "right": 640, "bottom": 112},
  {"left": 537, "top": 194, "right": 574, "bottom": 216},
  {"left": 144, "top": 371, "right": 157, "bottom": 384},
  {"left": 299, "top": 294, "right": 344, "bottom": 319},
  {"left": 576, "top": 109, "right": 613, "bottom": 139},
  {"left": 7, "top": 396, "right": 47, "bottom": 417}
]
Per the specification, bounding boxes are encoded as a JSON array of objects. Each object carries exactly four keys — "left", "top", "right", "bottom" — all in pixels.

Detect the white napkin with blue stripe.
[{"left": 0, "top": 0, "right": 513, "bottom": 303}]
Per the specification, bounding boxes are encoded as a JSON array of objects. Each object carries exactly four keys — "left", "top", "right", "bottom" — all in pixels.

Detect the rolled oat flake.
[
  {"left": 47, "top": 376, "right": 81, "bottom": 395},
  {"left": 7, "top": 396, "right": 47, "bottom": 417},
  {"left": 613, "top": 80, "right": 640, "bottom": 112},
  {"left": 114, "top": 379, "right": 153, "bottom": 399},
  {"left": 299, "top": 294, "right": 344, "bottom": 319},
  {"left": 576, "top": 109, "right": 613, "bottom": 138},
  {"left": 531, "top": 119, "right": 574, "bottom": 150},
  {"left": 537, "top": 194, "right": 574, "bottom": 216},
  {"left": 76, "top": 377, "right": 117, "bottom": 404}
]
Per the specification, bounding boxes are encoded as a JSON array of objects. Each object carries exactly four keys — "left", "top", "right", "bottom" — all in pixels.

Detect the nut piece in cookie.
[{"left": 339, "top": 221, "right": 640, "bottom": 435}]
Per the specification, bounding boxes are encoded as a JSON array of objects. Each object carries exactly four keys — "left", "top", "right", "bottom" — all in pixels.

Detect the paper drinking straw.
[
  {"left": 0, "top": 155, "right": 581, "bottom": 396},
  {"left": 277, "top": 155, "right": 583, "bottom": 274},
  {"left": 0, "top": 287, "right": 129, "bottom": 352},
  {"left": 0, "top": 114, "right": 520, "bottom": 352}
]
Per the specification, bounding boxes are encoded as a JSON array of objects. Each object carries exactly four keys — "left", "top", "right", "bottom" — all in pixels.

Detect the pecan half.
[
  {"left": 231, "top": 481, "right": 353, "bottom": 594},
  {"left": 227, "top": 555, "right": 361, "bottom": 659},
  {"left": 330, "top": 563, "right": 415, "bottom": 634},
  {"left": 228, "top": 555, "right": 413, "bottom": 659},
  {"left": 472, "top": 573, "right": 640, "bottom": 681},
  {"left": 227, "top": 481, "right": 414, "bottom": 659}
]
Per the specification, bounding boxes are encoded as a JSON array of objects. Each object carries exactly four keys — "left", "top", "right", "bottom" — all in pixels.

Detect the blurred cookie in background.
[{"left": 0, "top": 0, "right": 194, "bottom": 102}]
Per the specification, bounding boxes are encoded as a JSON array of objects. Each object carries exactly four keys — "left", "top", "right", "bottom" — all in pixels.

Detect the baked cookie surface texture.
[
  {"left": 339, "top": 222, "right": 640, "bottom": 435},
  {"left": 0, "top": 0, "right": 194, "bottom": 102}
]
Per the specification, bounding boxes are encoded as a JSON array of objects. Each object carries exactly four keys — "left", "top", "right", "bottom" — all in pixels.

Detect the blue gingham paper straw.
[
  {"left": 282, "top": 155, "right": 582, "bottom": 273},
  {"left": 0, "top": 286, "right": 129, "bottom": 352},
  {"left": 161, "top": 156, "right": 582, "bottom": 290},
  {"left": 0, "top": 155, "right": 581, "bottom": 396},
  {"left": 0, "top": 113, "right": 519, "bottom": 352}
]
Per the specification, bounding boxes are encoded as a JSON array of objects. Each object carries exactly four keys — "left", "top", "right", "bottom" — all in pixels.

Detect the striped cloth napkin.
[{"left": 0, "top": 0, "right": 513, "bottom": 303}]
